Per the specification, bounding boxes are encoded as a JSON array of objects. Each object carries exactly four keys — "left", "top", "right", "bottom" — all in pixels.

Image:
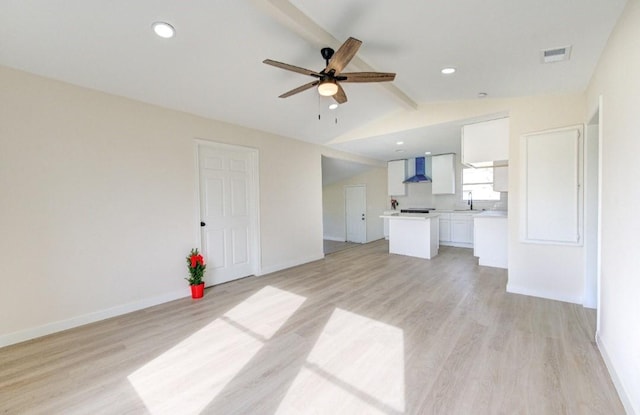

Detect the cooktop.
[{"left": 400, "top": 208, "right": 434, "bottom": 213}]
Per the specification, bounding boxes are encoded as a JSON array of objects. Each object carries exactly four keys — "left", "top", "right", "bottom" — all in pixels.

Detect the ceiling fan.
[{"left": 263, "top": 37, "right": 396, "bottom": 104}]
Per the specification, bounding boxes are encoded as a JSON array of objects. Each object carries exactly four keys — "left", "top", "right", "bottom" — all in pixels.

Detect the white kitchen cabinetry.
[
  {"left": 462, "top": 118, "right": 509, "bottom": 167},
  {"left": 474, "top": 212, "right": 508, "bottom": 268},
  {"left": 438, "top": 213, "right": 451, "bottom": 242},
  {"left": 451, "top": 213, "right": 474, "bottom": 246},
  {"left": 493, "top": 166, "right": 508, "bottom": 192},
  {"left": 387, "top": 160, "right": 407, "bottom": 196},
  {"left": 431, "top": 154, "right": 455, "bottom": 194},
  {"left": 382, "top": 211, "right": 397, "bottom": 240},
  {"left": 439, "top": 212, "right": 474, "bottom": 248}
]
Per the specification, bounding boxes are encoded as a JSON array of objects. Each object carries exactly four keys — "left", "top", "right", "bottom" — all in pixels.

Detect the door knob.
[{"left": 200, "top": 221, "right": 206, "bottom": 227}]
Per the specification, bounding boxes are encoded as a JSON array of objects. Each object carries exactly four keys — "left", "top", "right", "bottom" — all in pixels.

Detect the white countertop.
[
  {"left": 434, "top": 209, "right": 481, "bottom": 213},
  {"left": 380, "top": 213, "right": 440, "bottom": 220},
  {"left": 473, "top": 210, "right": 508, "bottom": 218}
]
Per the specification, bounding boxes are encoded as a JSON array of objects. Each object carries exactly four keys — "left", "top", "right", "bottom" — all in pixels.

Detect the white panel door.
[
  {"left": 345, "top": 185, "right": 366, "bottom": 243},
  {"left": 199, "top": 145, "right": 256, "bottom": 285}
]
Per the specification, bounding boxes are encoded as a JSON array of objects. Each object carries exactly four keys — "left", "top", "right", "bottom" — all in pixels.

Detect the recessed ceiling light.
[
  {"left": 328, "top": 103, "right": 339, "bottom": 110},
  {"left": 425, "top": 151, "right": 431, "bottom": 155},
  {"left": 395, "top": 149, "right": 405, "bottom": 153},
  {"left": 441, "top": 67, "right": 456, "bottom": 75},
  {"left": 396, "top": 141, "right": 404, "bottom": 145},
  {"left": 152, "top": 22, "right": 175, "bottom": 39},
  {"left": 478, "top": 92, "right": 488, "bottom": 98}
]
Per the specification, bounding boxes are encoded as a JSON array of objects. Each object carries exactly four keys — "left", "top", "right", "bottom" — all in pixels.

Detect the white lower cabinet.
[
  {"left": 439, "top": 216, "right": 451, "bottom": 242},
  {"left": 474, "top": 214, "right": 508, "bottom": 268},
  {"left": 439, "top": 212, "right": 474, "bottom": 248},
  {"left": 452, "top": 219, "right": 473, "bottom": 244}
]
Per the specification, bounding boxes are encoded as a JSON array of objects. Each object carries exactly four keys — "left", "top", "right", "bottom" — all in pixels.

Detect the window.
[{"left": 462, "top": 167, "right": 500, "bottom": 201}]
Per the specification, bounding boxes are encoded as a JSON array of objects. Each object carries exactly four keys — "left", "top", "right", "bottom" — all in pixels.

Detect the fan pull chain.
[{"left": 318, "top": 94, "right": 321, "bottom": 120}]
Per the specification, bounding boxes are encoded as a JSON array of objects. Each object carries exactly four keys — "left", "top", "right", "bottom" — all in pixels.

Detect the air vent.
[{"left": 541, "top": 45, "right": 572, "bottom": 63}]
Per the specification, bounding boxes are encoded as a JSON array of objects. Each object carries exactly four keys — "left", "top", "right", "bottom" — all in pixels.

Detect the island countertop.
[{"left": 379, "top": 213, "right": 440, "bottom": 220}]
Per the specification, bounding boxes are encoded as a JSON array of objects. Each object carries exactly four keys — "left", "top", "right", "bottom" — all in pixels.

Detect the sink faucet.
[{"left": 468, "top": 191, "right": 473, "bottom": 210}]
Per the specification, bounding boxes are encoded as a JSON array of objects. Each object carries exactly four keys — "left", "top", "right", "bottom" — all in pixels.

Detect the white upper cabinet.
[
  {"left": 387, "top": 159, "right": 407, "bottom": 196},
  {"left": 431, "top": 154, "right": 455, "bottom": 194},
  {"left": 462, "top": 118, "right": 509, "bottom": 167},
  {"left": 493, "top": 166, "right": 508, "bottom": 192}
]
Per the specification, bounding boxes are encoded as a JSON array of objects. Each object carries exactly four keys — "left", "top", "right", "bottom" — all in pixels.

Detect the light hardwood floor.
[
  {"left": 0, "top": 241, "right": 624, "bottom": 414},
  {"left": 323, "top": 239, "right": 360, "bottom": 255}
]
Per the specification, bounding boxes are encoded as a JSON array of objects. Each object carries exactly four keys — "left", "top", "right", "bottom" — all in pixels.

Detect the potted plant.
[{"left": 186, "top": 248, "right": 206, "bottom": 299}]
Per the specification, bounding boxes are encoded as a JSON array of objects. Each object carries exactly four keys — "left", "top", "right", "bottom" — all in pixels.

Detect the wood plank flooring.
[
  {"left": 323, "top": 239, "right": 360, "bottom": 255},
  {"left": 0, "top": 241, "right": 625, "bottom": 414}
]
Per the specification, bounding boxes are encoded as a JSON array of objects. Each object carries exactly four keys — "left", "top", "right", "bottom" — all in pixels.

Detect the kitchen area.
[{"left": 381, "top": 117, "right": 509, "bottom": 269}]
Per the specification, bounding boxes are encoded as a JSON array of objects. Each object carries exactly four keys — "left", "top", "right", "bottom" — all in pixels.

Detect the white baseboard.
[
  {"left": 257, "top": 253, "right": 324, "bottom": 276},
  {"left": 596, "top": 331, "right": 637, "bottom": 415},
  {"left": 440, "top": 241, "right": 473, "bottom": 249},
  {"left": 323, "top": 236, "right": 345, "bottom": 242},
  {"left": 0, "top": 289, "right": 189, "bottom": 348},
  {"left": 506, "top": 283, "right": 583, "bottom": 305}
]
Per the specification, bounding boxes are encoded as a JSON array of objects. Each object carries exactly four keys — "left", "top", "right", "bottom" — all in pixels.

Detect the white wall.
[
  {"left": 322, "top": 167, "right": 387, "bottom": 242},
  {"left": 0, "top": 65, "right": 378, "bottom": 346},
  {"left": 586, "top": 1, "right": 640, "bottom": 412},
  {"left": 392, "top": 182, "right": 434, "bottom": 210}
]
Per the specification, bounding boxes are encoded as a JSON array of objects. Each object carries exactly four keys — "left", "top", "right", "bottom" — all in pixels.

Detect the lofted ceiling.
[{"left": 0, "top": 0, "right": 626, "bottom": 162}]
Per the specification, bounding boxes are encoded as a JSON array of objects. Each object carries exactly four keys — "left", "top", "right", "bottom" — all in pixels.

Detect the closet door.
[{"left": 521, "top": 126, "right": 583, "bottom": 245}]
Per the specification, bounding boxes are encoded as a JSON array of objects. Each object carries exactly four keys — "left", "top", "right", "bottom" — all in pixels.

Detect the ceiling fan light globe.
[{"left": 318, "top": 81, "right": 338, "bottom": 96}]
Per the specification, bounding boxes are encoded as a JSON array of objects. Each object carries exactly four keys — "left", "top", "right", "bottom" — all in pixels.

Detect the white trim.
[
  {"left": 257, "top": 253, "right": 324, "bottom": 276},
  {"left": 440, "top": 241, "right": 473, "bottom": 249},
  {"left": 323, "top": 236, "right": 346, "bottom": 242},
  {"left": 194, "top": 138, "right": 263, "bottom": 278},
  {"left": 0, "top": 289, "right": 189, "bottom": 348},
  {"left": 506, "top": 283, "right": 583, "bottom": 305},
  {"left": 596, "top": 331, "right": 638, "bottom": 415},
  {"left": 344, "top": 184, "right": 367, "bottom": 244},
  {"left": 596, "top": 95, "right": 604, "bottom": 330},
  {"left": 583, "top": 97, "right": 602, "bottom": 310}
]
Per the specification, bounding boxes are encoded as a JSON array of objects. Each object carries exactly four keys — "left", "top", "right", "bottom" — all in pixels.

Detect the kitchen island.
[{"left": 379, "top": 213, "right": 440, "bottom": 259}]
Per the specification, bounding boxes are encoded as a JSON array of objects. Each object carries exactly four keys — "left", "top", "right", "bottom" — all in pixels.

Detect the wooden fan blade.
[
  {"left": 279, "top": 80, "right": 320, "bottom": 98},
  {"left": 325, "top": 37, "right": 362, "bottom": 75},
  {"left": 333, "top": 83, "right": 348, "bottom": 104},
  {"left": 340, "top": 72, "right": 396, "bottom": 83},
  {"left": 263, "top": 59, "right": 322, "bottom": 78}
]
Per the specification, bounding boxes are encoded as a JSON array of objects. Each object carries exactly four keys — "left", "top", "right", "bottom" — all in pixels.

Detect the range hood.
[{"left": 403, "top": 157, "right": 432, "bottom": 183}]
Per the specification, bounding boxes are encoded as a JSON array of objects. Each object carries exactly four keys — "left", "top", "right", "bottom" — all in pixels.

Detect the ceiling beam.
[{"left": 251, "top": 0, "right": 418, "bottom": 110}]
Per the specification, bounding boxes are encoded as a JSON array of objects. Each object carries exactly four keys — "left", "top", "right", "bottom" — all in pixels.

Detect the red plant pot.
[{"left": 190, "top": 283, "right": 205, "bottom": 299}]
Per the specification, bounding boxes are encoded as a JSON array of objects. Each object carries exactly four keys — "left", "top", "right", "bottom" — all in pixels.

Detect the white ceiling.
[
  {"left": 321, "top": 156, "right": 375, "bottom": 186},
  {"left": 0, "top": 0, "right": 626, "bottom": 163}
]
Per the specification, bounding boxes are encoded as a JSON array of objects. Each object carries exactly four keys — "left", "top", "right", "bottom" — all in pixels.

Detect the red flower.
[{"left": 190, "top": 254, "right": 205, "bottom": 267}]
